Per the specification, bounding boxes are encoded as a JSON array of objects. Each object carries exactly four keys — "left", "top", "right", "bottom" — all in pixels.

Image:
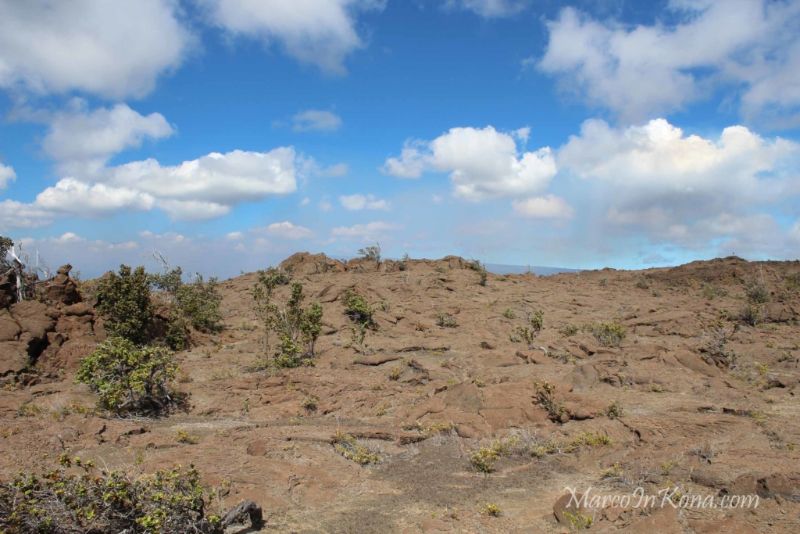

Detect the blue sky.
[{"left": 1, "top": 0, "right": 799, "bottom": 277}]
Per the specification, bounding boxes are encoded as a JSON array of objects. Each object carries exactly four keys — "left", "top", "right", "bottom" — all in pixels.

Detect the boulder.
[
  {"left": 279, "top": 252, "right": 345, "bottom": 275},
  {"left": 43, "top": 264, "right": 82, "bottom": 305},
  {"left": 0, "top": 310, "right": 20, "bottom": 342}
]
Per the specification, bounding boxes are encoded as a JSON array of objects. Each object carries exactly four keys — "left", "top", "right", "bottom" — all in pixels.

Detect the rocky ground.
[{"left": 1, "top": 253, "right": 799, "bottom": 533}]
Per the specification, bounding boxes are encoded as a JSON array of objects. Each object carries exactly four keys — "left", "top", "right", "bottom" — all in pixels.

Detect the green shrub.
[
  {"left": 739, "top": 303, "right": 762, "bottom": 327},
  {"left": 253, "top": 280, "right": 323, "bottom": 368},
  {"left": 0, "top": 457, "right": 262, "bottom": 533},
  {"left": 745, "top": 278, "right": 769, "bottom": 304},
  {"left": 150, "top": 266, "right": 223, "bottom": 348},
  {"left": 76, "top": 337, "right": 177, "bottom": 414},
  {"left": 96, "top": 265, "right": 153, "bottom": 344},
  {"left": 342, "top": 289, "right": 375, "bottom": 328},
  {"left": 588, "top": 321, "right": 626, "bottom": 347}
]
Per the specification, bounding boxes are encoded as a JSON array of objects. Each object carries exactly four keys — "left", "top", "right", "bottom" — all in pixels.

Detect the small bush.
[
  {"left": 482, "top": 503, "right": 502, "bottom": 517},
  {"left": 436, "top": 312, "right": 458, "bottom": 328},
  {"left": 96, "top": 265, "right": 153, "bottom": 344},
  {"left": 534, "top": 381, "right": 566, "bottom": 423},
  {"left": 700, "top": 326, "right": 737, "bottom": 368},
  {"left": 76, "top": 337, "right": 177, "bottom": 415},
  {"left": 502, "top": 308, "right": 515, "bottom": 319},
  {"left": 253, "top": 280, "right": 323, "bottom": 368},
  {"left": 745, "top": 278, "right": 769, "bottom": 304},
  {"left": 342, "top": 289, "right": 375, "bottom": 328},
  {"left": 357, "top": 243, "right": 381, "bottom": 263},
  {"left": 511, "top": 309, "right": 544, "bottom": 346},
  {"left": 0, "top": 235, "right": 12, "bottom": 270},
  {"left": 333, "top": 433, "right": 380, "bottom": 465},
  {"left": 605, "top": 401, "right": 623, "bottom": 419},
  {"left": 588, "top": 321, "right": 626, "bottom": 347},
  {"left": 0, "top": 457, "right": 262, "bottom": 533},
  {"left": 560, "top": 324, "right": 579, "bottom": 337},
  {"left": 468, "top": 259, "right": 488, "bottom": 286},
  {"left": 786, "top": 272, "right": 800, "bottom": 292},
  {"left": 739, "top": 304, "right": 762, "bottom": 327}
]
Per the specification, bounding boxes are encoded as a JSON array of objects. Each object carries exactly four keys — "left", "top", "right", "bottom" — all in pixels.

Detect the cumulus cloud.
[
  {"left": 538, "top": 1, "right": 800, "bottom": 123},
  {"left": 383, "top": 126, "right": 556, "bottom": 200},
  {"left": 43, "top": 102, "right": 174, "bottom": 176},
  {"left": 292, "top": 109, "right": 342, "bottom": 132},
  {"left": 0, "top": 162, "right": 15, "bottom": 189},
  {"left": 34, "top": 178, "right": 156, "bottom": 215},
  {"left": 331, "top": 221, "right": 397, "bottom": 240},
  {"left": 559, "top": 118, "right": 799, "bottom": 214},
  {"left": 2, "top": 147, "right": 304, "bottom": 227},
  {"left": 559, "top": 117, "right": 800, "bottom": 256},
  {"left": 199, "top": 0, "right": 384, "bottom": 74},
  {"left": 262, "top": 221, "right": 314, "bottom": 239},
  {"left": 0, "top": 0, "right": 191, "bottom": 98},
  {"left": 446, "top": 0, "right": 527, "bottom": 18},
  {"left": 512, "top": 195, "right": 573, "bottom": 219},
  {"left": 339, "top": 193, "right": 389, "bottom": 210},
  {"left": 0, "top": 200, "right": 53, "bottom": 230}
]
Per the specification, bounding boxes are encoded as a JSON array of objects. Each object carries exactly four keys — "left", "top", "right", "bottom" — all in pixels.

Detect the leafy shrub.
[
  {"left": 150, "top": 266, "right": 223, "bottom": 349},
  {"left": 252, "top": 280, "right": 323, "bottom": 368},
  {"left": 502, "top": 308, "right": 516, "bottom": 319},
  {"left": 96, "top": 265, "right": 153, "bottom": 344},
  {"left": 76, "top": 337, "right": 177, "bottom": 414},
  {"left": 342, "top": 288, "right": 375, "bottom": 328},
  {"left": 560, "top": 324, "right": 579, "bottom": 337},
  {"left": 587, "top": 321, "right": 626, "bottom": 347},
  {"left": 0, "top": 457, "right": 262, "bottom": 533},
  {"left": 745, "top": 278, "right": 769, "bottom": 304},
  {"left": 357, "top": 243, "right": 381, "bottom": 263},
  {"left": 605, "top": 401, "right": 623, "bottom": 419}
]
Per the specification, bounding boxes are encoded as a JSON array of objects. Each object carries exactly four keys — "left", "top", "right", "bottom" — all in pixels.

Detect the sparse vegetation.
[
  {"left": 357, "top": 243, "right": 381, "bottom": 263},
  {"left": 587, "top": 321, "right": 626, "bottom": 347},
  {"left": 700, "top": 326, "right": 737, "bottom": 368},
  {"left": 502, "top": 308, "right": 515, "bottom": 319},
  {"left": 252, "top": 279, "right": 324, "bottom": 368},
  {"left": 332, "top": 432, "right": 380, "bottom": 465},
  {"left": 510, "top": 309, "right": 544, "bottom": 346},
  {"left": 534, "top": 381, "right": 566, "bottom": 423},
  {"left": 0, "top": 457, "right": 262, "bottom": 533},
  {"left": 76, "top": 337, "right": 178, "bottom": 415},
  {"left": 481, "top": 503, "right": 502, "bottom": 517},
  {"left": 469, "top": 437, "right": 519, "bottom": 473},
  {"left": 467, "top": 260, "right": 488, "bottom": 286},
  {"left": 342, "top": 288, "right": 376, "bottom": 328},
  {"left": 560, "top": 324, "right": 579, "bottom": 337},
  {"left": 436, "top": 312, "right": 458, "bottom": 328},
  {"left": 605, "top": 401, "right": 623, "bottom": 419}
]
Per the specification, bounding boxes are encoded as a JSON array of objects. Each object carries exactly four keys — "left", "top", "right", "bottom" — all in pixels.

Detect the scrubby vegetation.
[
  {"left": 333, "top": 432, "right": 380, "bottom": 465},
  {"left": 468, "top": 259, "right": 488, "bottom": 286},
  {"left": 0, "top": 456, "right": 261, "bottom": 533},
  {"left": 510, "top": 309, "right": 544, "bottom": 346},
  {"left": 436, "top": 312, "right": 458, "bottom": 328},
  {"left": 96, "top": 265, "right": 153, "bottom": 344},
  {"left": 0, "top": 235, "right": 12, "bottom": 269},
  {"left": 76, "top": 337, "right": 178, "bottom": 415},
  {"left": 357, "top": 243, "right": 381, "bottom": 263},
  {"left": 253, "top": 276, "right": 323, "bottom": 368},
  {"left": 587, "top": 321, "right": 626, "bottom": 347}
]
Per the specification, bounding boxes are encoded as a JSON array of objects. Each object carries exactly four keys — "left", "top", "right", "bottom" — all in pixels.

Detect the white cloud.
[
  {"left": 559, "top": 118, "right": 798, "bottom": 213},
  {"left": 226, "top": 231, "right": 244, "bottom": 240},
  {"left": 106, "top": 148, "right": 298, "bottom": 205},
  {"left": 559, "top": 117, "right": 800, "bottom": 255},
  {"left": 292, "top": 109, "right": 342, "bottom": 132},
  {"left": 538, "top": 2, "right": 800, "bottom": 123},
  {"left": 0, "top": 200, "right": 53, "bottom": 230},
  {"left": 331, "top": 221, "right": 397, "bottom": 240},
  {"left": 0, "top": 162, "right": 15, "bottom": 189},
  {"left": 446, "top": 0, "right": 527, "bottom": 18},
  {"left": 383, "top": 126, "right": 556, "bottom": 200},
  {"left": 0, "top": 0, "right": 191, "bottom": 98},
  {"left": 43, "top": 102, "right": 174, "bottom": 176},
  {"left": 35, "top": 178, "right": 155, "bottom": 215},
  {"left": 512, "top": 194, "right": 573, "bottom": 219},
  {"left": 199, "top": 0, "right": 384, "bottom": 74},
  {"left": 2, "top": 147, "right": 304, "bottom": 226},
  {"left": 339, "top": 193, "right": 389, "bottom": 210},
  {"left": 263, "top": 221, "right": 313, "bottom": 239}
]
